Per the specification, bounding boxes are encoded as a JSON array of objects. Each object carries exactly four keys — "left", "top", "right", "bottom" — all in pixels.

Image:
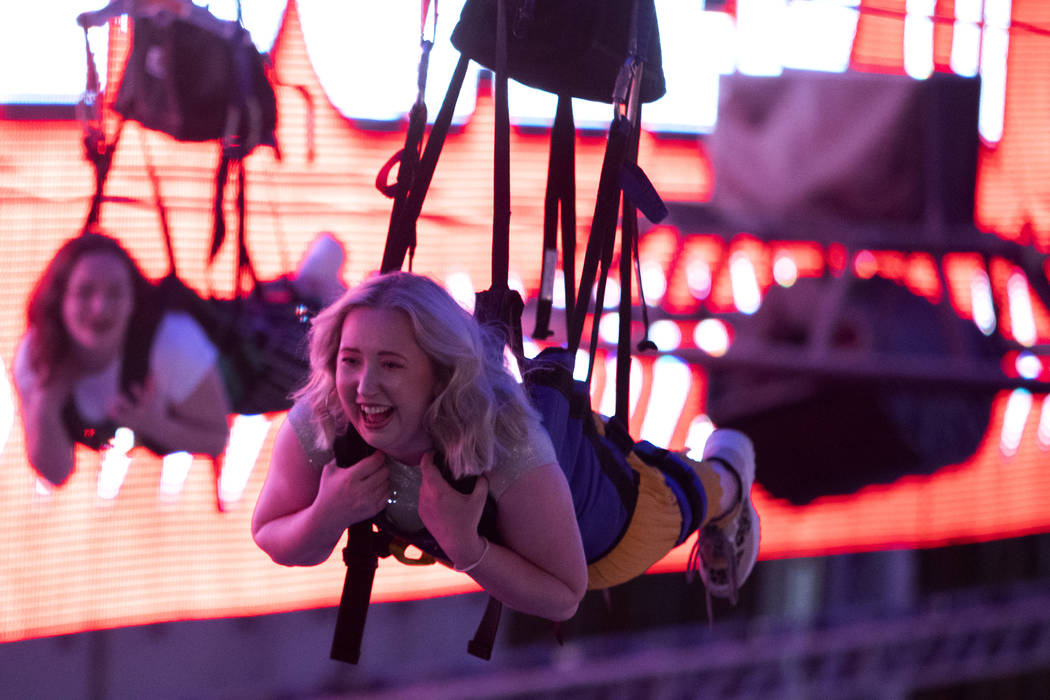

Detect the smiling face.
[
  {"left": 336, "top": 306, "right": 439, "bottom": 464},
  {"left": 61, "top": 251, "right": 135, "bottom": 368}
]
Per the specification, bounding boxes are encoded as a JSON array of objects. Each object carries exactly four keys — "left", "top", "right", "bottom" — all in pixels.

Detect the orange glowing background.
[{"left": 1, "top": 1, "right": 1050, "bottom": 643}]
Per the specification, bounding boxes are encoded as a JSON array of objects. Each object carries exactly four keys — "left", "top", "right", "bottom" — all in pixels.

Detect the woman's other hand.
[
  {"left": 106, "top": 377, "right": 163, "bottom": 432},
  {"left": 417, "top": 451, "right": 489, "bottom": 567}
]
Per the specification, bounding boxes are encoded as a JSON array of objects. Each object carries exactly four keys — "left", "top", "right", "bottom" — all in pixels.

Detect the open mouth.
[
  {"left": 86, "top": 319, "right": 117, "bottom": 336},
  {"left": 359, "top": 404, "right": 394, "bottom": 429}
]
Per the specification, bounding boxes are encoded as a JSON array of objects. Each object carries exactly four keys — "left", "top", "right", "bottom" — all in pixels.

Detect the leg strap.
[
  {"left": 329, "top": 521, "right": 380, "bottom": 664},
  {"left": 467, "top": 596, "right": 503, "bottom": 660}
]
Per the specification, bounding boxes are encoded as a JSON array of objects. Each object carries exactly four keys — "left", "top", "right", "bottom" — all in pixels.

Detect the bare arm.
[
  {"left": 15, "top": 370, "right": 77, "bottom": 487},
  {"left": 419, "top": 459, "right": 588, "bottom": 621},
  {"left": 252, "top": 419, "right": 390, "bottom": 566}
]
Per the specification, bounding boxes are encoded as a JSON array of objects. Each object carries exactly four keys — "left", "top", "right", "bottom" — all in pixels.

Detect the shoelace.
[
  {"left": 688, "top": 455, "right": 746, "bottom": 625},
  {"left": 689, "top": 524, "right": 741, "bottom": 626}
]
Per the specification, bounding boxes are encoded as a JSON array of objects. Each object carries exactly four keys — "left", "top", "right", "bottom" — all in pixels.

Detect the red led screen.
[{"left": 1, "top": 1, "right": 1049, "bottom": 643}]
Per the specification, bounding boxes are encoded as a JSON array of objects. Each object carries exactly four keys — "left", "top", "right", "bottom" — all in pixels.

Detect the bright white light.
[
  {"left": 1, "top": 2, "right": 92, "bottom": 102},
  {"left": 219, "top": 414, "right": 273, "bottom": 507},
  {"left": 642, "top": 1, "right": 726, "bottom": 132},
  {"left": 649, "top": 320, "right": 682, "bottom": 351},
  {"left": 98, "top": 428, "right": 135, "bottom": 501},
  {"left": 508, "top": 273, "right": 527, "bottom": 301},
  {"left": 597, "top": 278, "right": 621, "bottom": 310},
  {"left": 1037, "top": 395, "right": 1050, "bottom": 451},
  {"left": 598, "top": 356, "right": 642, "bottom": 420},
  {"left": 444, "top": 272, "right": 476, "bottom": 314},
  {"left": 951, "top": 0, "right": 983, "bottom": 77},
  {"left": 729, "top": 252, "right": 761, "bottom": 314},
  {"left": 683, "top": 415, "right": 717, "bottom": 459},
  {"left": 779, "top": 0, "right": 860, "bottom": 73},
  {"left": 298, "top": 0, "right": 478, "bottom": 123},
  {"left": 1000, "top": 388, "right": 1032, "bottom": 457},
  {"left": 1007, "top": 272, "right": 1036, "bottom": 347},
  {"left": 572, "top": 349, "right": 591, "bottom": 382},
  {"left": 522, "top": 338, "right": 543, "bottom": 361},
  {"left": 735, "top": 0, "right": 787, "bottom": 76},
  {"left": 641, "top": 356, "right": 692, "bottom": 446},
  {"left": 1015, "top": 352, "right": 1043, "bottom": 381},
  {"left": 687, "top": 259, "right": 713, "bottom": 300},
  {"left": 695, "top": 318, "right": 731, "bottom": 357},
  {"left": 552, "top": 270, "right": 567, "bottom": 310},
  {"left": 978, "top": 0, "right": 1012, "bottom": 143},
  {"left": 198, "top": 0, "right": 286, "bottom": 50},
  {"left": 505, "top": 347, "right": 524, "bottom": 383},
  {"left": 3, "top": 0, "right": 1008, "bottom": 144},
  {"left": 598, "top": 312, "right": 620, "bottom": 346},
  {"left": 158, "top": 452, "right": 194, "bottom": 502},
  {"left": 904, "top": 0, "right": 936, "bottom": 80},
  {"left": 640, "top": 261, "right": 668, "bottom": 304},
  {"left": 773, "top": 252, "right": 798, "bottom": 287},
  {"left": 970, "top": 268, "right": 997, "bottom": 336}
]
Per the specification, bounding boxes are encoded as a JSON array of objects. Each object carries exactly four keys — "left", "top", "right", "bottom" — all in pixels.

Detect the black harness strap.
[
  {"left": 344, "top": 0, "right": 670, "bottom": 665},
  {"left": 80, "top": 26, "right": 124, "bottom": 234},
  {"left": 490, "top": 0, "right": 511, "bottom": 290},
  {"left": 379, "top": 54, "right": 470, "bottom": 274},
  {"left": 568, "top": 112, "right": 631, "bottom": 377},
  {"left": 378, "top": 34, "right": 432, "bottom": 273},
  {"left": 567, "top": 0, "right": 664, "bottom": 418},
  {"left": 463, "top": 0, "right": 511, "bottom": 658},
  {"left": 467, "top": 595, "right": 504, "bottom": 660},
  {"left": 532, "top": 94, "right": 577, "bottom": 341},
  {"left": 329, "top": 521, "right": 381, "bottom": 664}
]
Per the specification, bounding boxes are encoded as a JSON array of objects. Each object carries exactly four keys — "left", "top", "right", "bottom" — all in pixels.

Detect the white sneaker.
[
  {"left": 691, "top": 428, "right": 761, "bottom": 612},
  {"left": 294, "top": 232, "right": 347, "bottom": 305}
]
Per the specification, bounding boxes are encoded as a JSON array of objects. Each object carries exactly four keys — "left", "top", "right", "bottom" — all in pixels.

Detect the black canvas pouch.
[{"left": 450, "top": 0, "right": 665, "bottom": 103}]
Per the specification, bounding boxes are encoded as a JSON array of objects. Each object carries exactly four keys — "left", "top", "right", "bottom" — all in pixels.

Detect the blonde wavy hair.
[{"left": 295, "top": 271, "right": 539, "bottom": 479}]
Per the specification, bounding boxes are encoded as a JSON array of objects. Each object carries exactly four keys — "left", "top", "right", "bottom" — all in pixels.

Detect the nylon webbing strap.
[
  {"left": 467, "top": 596, "right": 503, "bottom": 660},
  {"left": 532, "top": 94, "right": 577, "bottom": 341},
  {"left": 139, "top": 129, "right": 177, "bottom": 277},
  {"left": 379, "top": 31, "right": 431, "bottom": 273},
  {"left": 617, "top": 178, "right": 639, "bottom": 423},
  {"left": 80, "top": 26, "right": 124, "bottom": 234},
  {"left": 567, "top": 115, "right": 629, "bottom": 369},
  {"left": 568, "top": 0, "right": 660, "bottom": 398},
  {"left": 491, "top": 0, "right": 511, "bottom": 289},
  {"left": 379, "top": 54, "right": 470, "bottom": 273},
  {"left": 329, "top": 521, "right": 380, "bottom": 664}
]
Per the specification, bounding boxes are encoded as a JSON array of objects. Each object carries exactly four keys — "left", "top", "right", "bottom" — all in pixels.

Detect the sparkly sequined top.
[{"left": 287, "top": 401, "right": 557, "bottom": 527}]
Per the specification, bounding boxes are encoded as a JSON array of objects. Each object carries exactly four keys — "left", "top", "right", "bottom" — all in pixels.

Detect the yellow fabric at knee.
[
  {"left": 586, "top": 453, "right": 683, "bottom": 590},
  {"left": 693, "top": 456, "right": 726, "bottom": 528}
]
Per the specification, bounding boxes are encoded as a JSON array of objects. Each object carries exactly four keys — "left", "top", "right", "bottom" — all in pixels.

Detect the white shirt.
[{"left": 14, "top": 311, "right": 218, "bottom": 423}]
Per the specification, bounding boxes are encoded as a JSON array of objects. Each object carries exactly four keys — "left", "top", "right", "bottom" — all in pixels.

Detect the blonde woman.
[{"left": 252, "top": 271, "right": 588, "bottom": 621}]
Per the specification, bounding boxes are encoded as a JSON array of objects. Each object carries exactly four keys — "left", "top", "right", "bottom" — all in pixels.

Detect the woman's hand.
[
  {"left": 315, "top": 451, "right": 390, "bottom": 529},
  {"left": 16, "top": 358, "right": 81, "bottom": 486},
  {"left": 106, "top": 377, "right": 165, "bottom": 433},
  {"left": 417, "top": 451, "right": 489, "bottom": 568},
  {"left": 253, "top": 420, "right": 387, "bottom": 567}
]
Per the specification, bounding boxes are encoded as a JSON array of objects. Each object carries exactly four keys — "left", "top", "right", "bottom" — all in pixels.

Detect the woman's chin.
[{"left": 73, "top": 340, "right": 122, "bottom": 368}]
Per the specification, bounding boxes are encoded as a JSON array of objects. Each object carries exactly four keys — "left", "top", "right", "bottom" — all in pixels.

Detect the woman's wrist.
[{"left": 453, "top": 536, "right": 490, "bottom": 573}]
